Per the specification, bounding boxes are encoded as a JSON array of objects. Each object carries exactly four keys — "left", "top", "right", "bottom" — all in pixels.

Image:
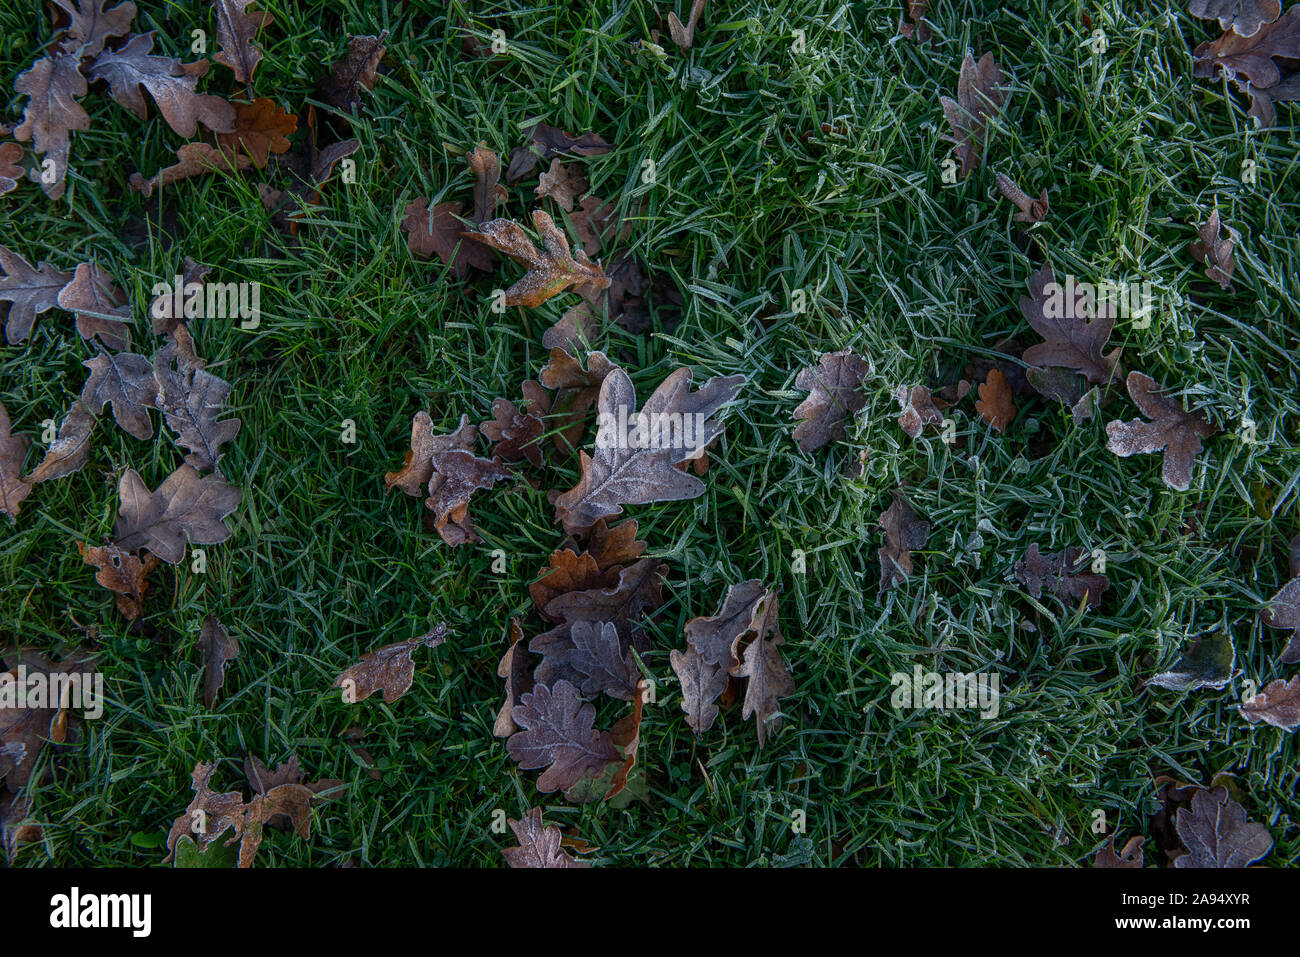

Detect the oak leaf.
[
  {"left": 939, "top": 52, "right": 1006, "bottom": 179},
  {"left": 878, "top": 494, "right": 928, "bottom": 594},
  {"left": 316, "top": 34, "right": 386, "bottom": 113},
  {"left": 1148, "top": 632, "right": 1235, "bottom": 691},
  {"left": 0, "top": 245, "right": 72, "bottom": 344},
  {"left": 537, "top": 347, "right": 613, "bottom": 453},
  {"left": 464, "top": 210, "right": 611, "bottom": 308},
  {"left": 1, "top": 649, "right": 97, "bottom": 790},
  {"left": 1193, "top": 5, "right": 1300, "bottom": 88},
  {"left": 668, "top": 0, "right": 709, "bottom": 47},
  {"left": 493, "top": 619, "right": 533, "bottom": 738},
  {"left": 669, "top": 646, "right": 729, "bottom": 735},
  {"left": 426, "top": 449, "right": 511, "bottom": 546},
  {"left": 683, "top": 579, "right": 767, "bottom": 671},
  {"left": 505, "top": 124, "right": 613, "bottom": 182},
  {"left": 535, "top": 158, "right": 589, "bottom": 211},
  {"left": 112, "top": 463, "right": 241, "bottom": 564},
  {"left": 501, "top": 808, "right": 589, "bottom": 868},
  {"left": 1173, "top": 787, "right": 1272, "bottom": 868},
  {"left": 734, "top": 589, "right": 793, "bottom": 746},
  {"left": 401, "top": 199, "right": 496, "bottom": 277},
  {"left": 0, "top": 404, "right": 33, "bottom": 519},
  {"left": 1261, "top": 576, "right": 1300, "bottom": 663},
  {"left": 895, "top": 384, "right": 943, "bottom": 438},
  {"left": 898, "top": 0, "right": 931, "bottom": 41},
  {"left": 1013, "top": 544, "right": 1109, "bottom": 609},
  {"left": 197, "top": 615, "right": 238, "bottom": 707},
  {"left": 505, "top": 680, "right": 621, "bottom": 792},
  {"left": 333, "top": 624, "right": 447, "bottom": 705},
  {"left": 1189, "top": 210, "right": 1240, "bottom": 289},
  {"left": 792, "top": 350, "right": 869, "bottom": 452},
  {"left": 212, "top": 0, "right": 272, "bottom": 84},
  {"left": 78, "top": 542, "right": 158, "bottom": 619},
  {"left": 79, "top": 348, "right": 155, "bottom": 440},
  {"left": 1105, "top": 372, "right": 1217, "bottom": 491},
  {"left": 154, "top": 339, "right": 242, "bottom": 471},
  {"left": 25, "top": 400, "right": 95, "bottom": 484},
  {"left": 1239, "top": 675, "right": 1300, "bottom": 730},
  {"left": 129, "top": 141, "right": 253, "bottom": 197},
  {"left": 215, "top": 98, "right": 296, "bottom": 169},
  {"left": 13, "top": 51, "right": 89, "bottom": 199},
  {"left": 1020, "top": 264, "right": 1121, "bottom": 391},
  {"left": 553, "top": 363, "right": 746, "bottom": 533},
  {"left": 480, "top": 383, "right": 549, "bottom": 467},
  {"left": 88, "top": 32, "right": 236, "bottom": 137},
  {"left": 975, "top": 368, "right": 1016, "bottom": 432},
  {"left": 566, "top": 620, "right": 639, "bottom": 701},
  {"left": 1093, "top": 834, "right": 1145, "bottom": 868},
  {"left": 467, "top": 143, "right": 506, "bottom": 225},
  {"left": 53, "top": 0, "right": 137, "bottom": 59},
  {"left": 384, "top": 412, "right": 475, "bottom": 497},
  {"left": 1190, "top": 0, "right": 1280, "bottom": 37},
  {"left": 58, "top": 261, "right": 132, "bottom": 349},
  {"left": 0, "top": 142, "right": 23, "bottom": 197}
]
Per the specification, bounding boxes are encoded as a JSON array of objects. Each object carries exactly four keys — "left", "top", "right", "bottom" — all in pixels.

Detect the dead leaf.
[
  {"left": 553, "top": 363, "right": 746, "bottom": 533},
  {"left": 1190, "top": 0, "right": 1280, "bottom": 36},
  {"left": 1013, "top": 544, "right": 1108, "bottom": 608},
  {"left": 0, "top": 404, "right": 33, "bottom": 519},
  {"left": 939, "top": 52, "right": 1006, "bottom": 179},
  {"left": 670, "top": 645, "right": 729, "bottom": 735},
  {"left": 566, "top": 620, "right": 639, "bottom": 701},
  {"left": 1240, "top": 674, "right": 1300, "bottom": 730},
  {"left": 197, "top": 615, "right": 238, "bottom": 707},
  {"left": 13, "top": 50, "right": 89, "bottom": 199},
  {"left": 467, "top": 142, "right": 506, "bottom": 224},
  {"left": 0, "top": 246, "right": 73, "bottom": 344},
  {"left": 112, "top": 463, "right": 242, "bottom": 564},
  {"left": 995, "top": 171, "right": 1048, "bottom": 223},
  {"left": 898, "top": 0, "right": 931, "bottom": 41},
  {"left": 88, "top": 32, "right": 236, "bottom": 137},
  {"left": 52, "top": 0, "right": 137, "bottom": 58},
  {"left": 333, "top": 624, "right": 448, "bottom": 705},
  {"left": 535, "top": 158, "right": 588, "bottom": 211},
  {"left": 505, "top": 124, "right": 613, "bottom": 183},
  {"left": 154, "top": 338, "right": 242, "bottom": 472},
  {"left": 78, "top": 542, "right": 158, "bottom": 619},
  {"left": 426, "top": 449, "right": 511, "bottom": 546},
  {"left": 506, "top": 680, "right": 622, "bottom": 792},
  {"left": 604, "top": 679, "right": 645, "bottom": 800},
  {"left": 792, "top": 350, "right": 869, "bottom": 452},
  {"left": 79, "top": 348, "right": 155, "bottom": 440},
  {"left": 1193, "top": 6, "right": 1300, "bottom": 88},
  {"left": 1148, "top": 632, "right": 1235, "bottom": 691},
  {"left": 1093, "top": 834, "right": 1144, "bottom": 868},
  {"left": 1105, "top": 372, "right": 1217, "bottom": 491},
  {"left": 384, "top": 412, "right": 476, "bottom": 498},
  {"left": 668, "top": 0, "right": 708, "bottom": 48},
  {"left": 480, "top": 383, "right": 549, "bottom": 467},
  {"left": 1, "top": 788, "right": 40, "bottom": 863},
  {"left": 316, "top": 34, "right": 386, "bottom": 113},
  {"left": 1261, "top": 577, "right": 1300, "bottom": 664},
  {"left": 1173, "top": 786, "right": 1273, "bottom": 867},
  {"left": 494, "top": 619, "right": 533, "bottom": 738},
  {"left": 1, "top": 648, "right": 97, "bottom": 790},
  {"left": 683, "top": 579, "right": 767, "bottom": 672},
  {"left": 878, "top": 493, "right": 928, "bottom": 594},
  {"left": 501, "top": 807, "right": 589, "bottom": 867},
  {"left": 0, "top": 142, "right": 25, "bottom": 197},
  {"left": 243, "top": 754, "right": 339, "bottom": 829},
  {"left": 1189, "top": 210, "right": 1240, "bottom": 289},
  {"left": 129, "top": 142, "right": 253, "bottom": 197},
  {"left": 1020, "top": 264, "right": 1121, "bottom": 393},
  {"left": 401, "top": 199, "right": 497, "bottom": 276},
  {"left": 543, "top": 301, "right": 601, "bottom": 354},
  {"left": 734, "top": 589, "right": 793, "bottom": 746},
  {"left": 975, "top": 368, "right": 1016, "bottom": 432},
  {"left": 212, "top": 0, "right": 272, "bottom": 84},
  {"left": 568, "top": 194, "right": 630, "bottom": 256},
  {"left": 57, "top": 262, "right": 132, "bottom": 350},
  {"left": 215, "top": 98, "right": 296, "bottom": 169},
  {"left": 463, "top": 210, "right": 611, "bottom": 308},
  {"left": 537, "top": 348, "right": 613, "bottom": 453},
  {"left": 895, "top": 384, "right": 943, "bottom": 438},
  {"left": 26, "top": 400, "right": 95, "bottom": 484}
]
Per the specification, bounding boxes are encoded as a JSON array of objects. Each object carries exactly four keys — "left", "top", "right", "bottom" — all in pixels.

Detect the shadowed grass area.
[{"left": 1, "top": 0, "right": 1297, "bottom": 866}]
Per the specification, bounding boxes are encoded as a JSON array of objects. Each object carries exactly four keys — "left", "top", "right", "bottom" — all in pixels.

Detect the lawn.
[{"left": 1, "top": 0, "right": 1298, "bottom": 867}]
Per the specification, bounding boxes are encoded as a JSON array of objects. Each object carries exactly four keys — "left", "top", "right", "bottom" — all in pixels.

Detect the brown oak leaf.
[
  {"left": 0, "top": 246, "right": 72, "bottom": 344},
  {"left": 79, "top": 348, "right": 155, "bottom": 440},
  {"left": 25, "top": 400, "right": 95, "bottom": 484},
  {"left": 88, "top": 32, "right": 236, "bottom": 137},
  {"left": 535, "top": 158, "right": 589, "bottom": 211},
  {"left": 669, "top": 645, "right": 729, "bottom": 735},
  {"left": 53, "top": 0, "right": 137, "bottom": 59},
  {"left": 463, "top": 210, "right": 611, "bottom": 308},
  {"left": 878, "top": 493, "right": 929, "bottom": 594},
  {"left": 505, "top": 124, "right": 613, "bottom": 182},
  {"left": 494, "top": 618, "right": 533, "bottom": 738},
  {"left": 553, "top": 363, "right": 745, "bottom": 533},
  {"left": 0, "top": 142, "right": 22, "bottom": 197},
  {"left": 1189, "top": 210, "right": 1240, "bottom": 289},
  {"left": 215, "top": 98, "right": 297, "bottom": 169},
  {"left": 316, "top": 34, "right": 386, "bottom": 113},
  {"left": 0, "top": 403, "right": 33, "bottom": 519},
  {"left": 384, "top": 411, "right": 474, "bottom": 497},
  {"left": 1240, "top": 674, "right": 1300, "bottom": 730},
  {"left": 793, "top": 350, "right": 869, "bottom": 452},
  {"left": 154, "top": 339, "right": 242, "bottom": 472},
  {"left": 683, "top": 579, "right": 767, "bottom": 672},
  {"left": 501, "top": 807, "right": 589, "bottom": 868},
  {"left": 467, "top": 142, "right": 506, "bottom": 225},
  {"left": 112, "top": 463, "right": 241, "bottom": 563},
  {"left": 734, "top": 589, "right": 793, "bottom": 746},
  {"left": 1190, "top": 0, "right": 1281, "bottom": 37},
  {"left": 975, "top": 368, "right": 1016, "bottom": 432},
  {"left": 537, "top": 348, "right": 613, "bottom": 453},
  {"left": 425, "top": 449, "right": 511, "bottom": 546},
  {"left": 1261, "top": 577, "right": 1300, "bottom": 664},
  {"left": 1105, "top": 372, "right": 1217, "bottom": 491},
  {"left": 213, "top": 0, "right": 272, "bottom": 84},
  {"left": 1013, "top": 543, "right": 1109, "bottom": 609},
  {"left": 129, "top": 141, "right": 253, "bottom": 197},
  {"left": 1, "top": 648, "right": 97, "bottom": 790},
  {"left": 1093, "top": 834, "right": 1145, "bottom": 868},
  {"left": 895, "top": 384, "right": 943, "bottom": 438},
  {"left": 1020, "top": 264, "right": 1121, "bottom": 393},
  {"left": 333, "top": 624, "right": 448, "bottom": 705},
  {"left": 898, "top": 0, "right": 931, "bottom": 41},
  {"left": 78, "top": 542, "right": 159, "bottom": 620},
  {"left": 401, "top": 199, "right": 497, "bottom": 277},
  {"left": 668, "top": 0, "right": 709, "bottom": 47},
  {"left": 939, "top": 52, "right": 1006, "bottom": 179},
  {"left": 57, "top": 261, "right": 132, "bottom": 350},
  {"left": 13, "top": 50, "right": 89, "bottom": 199},
  {"left": 480, "top": 383, "right": 549, "bottom": 467},
  {"left": 566, "top": 620, "right": 639, "bottom": 701},
  {"left": 197, "top": 615, "right": 238, "bottom": 707},
  {"left": 505, "top": 680, "right": 621, "bottom": 793},
  {"left": 1193, "top": 5, "right": 1300, "bottom": 88}
]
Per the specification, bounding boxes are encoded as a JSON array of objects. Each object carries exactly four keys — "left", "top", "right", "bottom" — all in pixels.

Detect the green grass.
[{"left": 2, "top": 0, "right": 1298, "bottom": 866}]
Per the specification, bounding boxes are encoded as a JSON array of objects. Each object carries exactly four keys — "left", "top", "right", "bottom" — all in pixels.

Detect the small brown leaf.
[
  {"left": 683, "top": 579, "right": 767, "bottom": 672},
  {"left": 1013, "top": 544, "right": 1109, "bottom": 609},
  {"left": 975, "top": 368, "right": 1016, "bottom": 432},
  {"left": 670, "top": 645, "right": 729, "bottom": 735},
  {"left": 501, "top": 807, "right": 589, "bottom": 868},
  {"left": 1189, "top": 209, "right": 1240, "bottom": 289},
  {"left": 898, "top": 0, "right": 931, "bottom": 41},
  {"left": 463, "top": 210, "right": 611, "bottom": 308},
  {"left": 316, "top": 34, "right": 386, "bottom": 113},
  {"left": 79, "top": 542, "right": 159, "bottom": 620},
  {"left": 215, "top": 98, "right": 297, "bottom": 169},
  {"left": 792, "top": 350, "right": 869, "bottom": 452},
  {"left": 878, "top": 493, "right": 928, "bottom": 594},
  {"left": 57, "top": 262, "right": 132, "bottom": 350},
  {"left": 333, "top": 624, "right": 447, "bottom": 705},
  {"left": 605, "top": 679, "right": 645, "bottom": 799},
  {"left": 505, "top": 124, "right": 613, "bottom": 183},
  {"left": 1240, "top": 674, "right": 1300, "bottom": 730},
  {"left": 212, "top": 0, "right": 273, "bottom": 84},
  {"left": 112, "top": 463, "right": 242, "bottom": 564},
  {"left": 1193, "top": 6, "right": 1300, "bottom": 88},
  {"left": 939, "top": 52, "right": 1006, "bottom": 179},
  {"left": 1261, "top": 577, "right": 1300, "bottom": 664},
  {"left": 537, "top": 348, "right": 613, "bottom": 453},
  {"left": 535, "top": 158, "right": 589, "bottom": 211},
  {"left": 494, "top": 619, "right": 533, "bottom": 738},
  {"left": 129, "top": 142, "right": 252, "bottom": 198},
  {"left": 154, "top": 339, "right": 242, "bottom": 472},
  {"left": 1105, "top": 372, "right": 1218, "bottom": 491},
  {"left": 543, "top": 301, "right": 601, "bottom": 355},
  {"left": 79, "top": 348, "right": 155, "bottom": 440},
  {"left": 566, "top": 620, "right": 639, "bottom": 701},
  {"left": 480, "top": 384, "right": 549, "bottom": 467},
  {"left": 162, "top": 762, "right": 245, "bottom": 863},
  {"left": 0, "top": 246, "right": 72, "bottom": 344},
  {"left": 1020, "top": 264, "right": 1122, "bottom": 391},
  {"left": 88, "top": 32, "right": 236, "bottom": 137},
  {"left": 668, "top": 0, "right": 708, "bottom": 48},
  {"left": 25, "top": 400, "right": 95, "bottom": 484},
  {"left": 1173, "top": 786, "right": 1273, "bottom": 868},
  {"left": 1190, "top": 0, "right": 1280, "bottom": 37},
  {"left": 197, "top": 615, "right": 238, "bottom": 707},
  {"left": 384, "top": 412, "right": 475, "bottom": 498},
  {"left": 1, "top": 649, "right": 97, "bottom": 790},
  {"left": 530, "top": 549, "right": 611, "bottom": 616},
  {"left": 425, "top": 449, "right": 511, "bottom": 546},
  {"left": 894, "top": 384, "right": 943, "bottom": 438},
  {"left": 401, "top": 199, "right": 496, "bottom": 276},
  {"left": 1093, "top": 834, "right": 1144, "bottom": 868},
  {"left": 0, "top": 142, "right": 21, "bottom": 197},
  {"left": 506, "top": 680, "right": 621, "bottom": 792},
  {"left": 0, "top": 404, "right": 33, "bottom": 520},
  {"left": 13, "top": 51, "right": 89, "bottom": 199},
  {"left": 734, "top": 589, "right": 793, "bottom": 746},
  {"left": 467, "top": 142, "right": 506, "bottom": 225}
]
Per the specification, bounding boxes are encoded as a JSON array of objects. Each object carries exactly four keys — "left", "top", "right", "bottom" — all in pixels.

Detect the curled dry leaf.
[
  {"left": 154, "top": 339, "right": 242, "bottom": 472},
  {"left": 1105, "top": 372, "right": 1217, "bottom": 492},
  {"left": 535, "top": 158, "right": 589, "bottom": 211},
  {"left": 78, "top": 542, "right": 159, "bottom": 620},
  {"left": 1193, "top": 5, "right": 1300, "bottom": 88},
  {"left": 1239, "top": 674, "right": 1300, "bottom": 730},
  {"left": 898, "top": 0, "right": 930, "bottom": 41},
  {"left": 480, "top": 383, "right": 549, "bottom": 467},
  {"left": 506, "top": 679, "right": 621, "bottom": 793},
  {"left": 13, "top": 50, "right": 89, "bottom": 199},
  {"left": 668, "top": 0, "right": 708, "bottom": 48},
  {"left": 88, "top": 32, "right": 236, "bottom": 137},
  {"left": 426, "top": 449, "right": 511, "bottom": 546},
  {"left": 1013, "top": 543, "right": 1109, "bottom": 609},
  {"left": 553, "top": 363, "right": 746, "bottom": 534},
  {"left": 1173, "top": 786, "right": 1273, "bottom": 868},
  {"left": 505, "top": 124, "right": 613, "bottom": 182},
  {"left": 1, "top": 649, "right": 97, "bottom": 790},
  {"left": 604, "top": 679, "right": 645, "bottom": 799},
  {"left": 529, "top": 518, "right": 643, "bottom": 614},
  {"left": 995, "top": 171, "right": 1048, "bottom": 223},
  {"left": 895, "top": 384, "right": 943, "bottom": 438},
  {"left": 1093, "top": 834, "right": 1145, "bottom": 868},
  {"left": 58, "top": 262, "right": 132, "bottom": 350},
  {"left": 467, "top": 143, "right": 506, "bottom": 225},
  {"left": 197, "top": 615, "right": 238, "bottom": 707},
  {"left": 939, "top": 52, "right": 1006, "bottom": 179},
  {"left": 878, "top": 493, "right": 929, "bottom": 594},
  {"left": 792, "top": 350, "right": 869, "bottom": 452},
  {"left": 683, "top": 579, "right": 767, "bottom": 673},
  {"left": 79, "top": 348, "right": 155, "bottom": 440},
  {"left": 494, "top": 619, "right": 533, "bottom": 738},
  {"left": 129, "top": 142, "right": 253, "bottom": 198},
  {"left": 212, "top": 0, "right": 272, "bottom": 84},
  {"left": 1261, "top": 577, "right": 1300, "bottom": 664},
  {"left": 0, "top": 246, "right": 72, "bottom": 344},
  {"left": 975, "top": 368, "right": 1016, "bottom": 432},
  {"left": 1148, "top": 632, "right": 1235, "bottom": 691},
  {"left": 538, "top": 347, "right": 613, "bottom": 453},
  {"left": 53, "top": 0, "right": 137, "bottom": 59},
  {"left": 733, "top": 590, "right": 793, "bottom": 746},
  {"left": 26, "top": 400, "right": 95, "bottom": 484},
  {"left": 569, "top": 194, "right": 631, "bottom": 256},
  {"left": 464, "top": 210, "right": 611, "bottom": 308},
  {"left": 1190, "top": 0, "right": 1281, "bottom": 37},
  {"left": 1188, "top": 210, "right": 1240, "bottom": 289},
  {"left": 316, "top": 34, "right": 387, "bottom": 113},
  {"left": 670, "top": 646, "right": 729, "bottom": 735},
  {"left": 333, "top": 624, "right": 448, "bottom": 705},
  {"left": 112, "top": 463, "right": 242, "bottom": 564},
  {"left": 384, "top": 412, "right": 476, "bottom": 497},
  {"left": 0, "top": 404, "right": 33, "bottom": 519},
  {"left": 243, "top": 755, "right": 340, "bottom": 829},
  {"left": 0, "top": 142, "right": 25, "bottom": 197},
  {"left": 501, "top": 807, "right": 589, "bottom": 868},
  {"left": 215, "top": 98, "right": 297, "bottom": 169}
]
